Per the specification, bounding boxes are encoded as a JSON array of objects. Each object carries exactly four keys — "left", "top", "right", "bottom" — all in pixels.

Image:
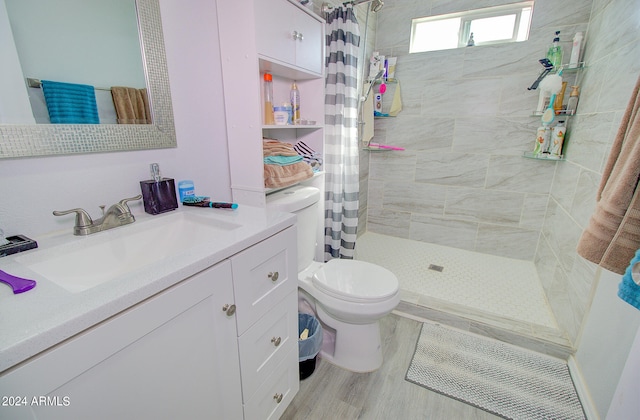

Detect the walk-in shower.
[{"left": 347, "top": 0, "right": 568, "bottom": 357}]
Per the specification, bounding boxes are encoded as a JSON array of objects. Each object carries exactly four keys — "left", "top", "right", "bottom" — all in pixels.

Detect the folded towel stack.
[
  {"left": 293, "top": 141, "right": 323, "bottom": 171},
  {"left": 263, "top": 138, "right": 313, "bottom": 189}
]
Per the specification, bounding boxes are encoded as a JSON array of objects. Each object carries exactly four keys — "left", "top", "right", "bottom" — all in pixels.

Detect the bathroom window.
[{"left": 409, "top": 1, "right": 534, "bottom": 53}]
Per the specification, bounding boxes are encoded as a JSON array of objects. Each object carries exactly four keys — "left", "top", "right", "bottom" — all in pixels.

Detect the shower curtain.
[{"left": 324, "top": 5, "right": 361, "bottom": 260}]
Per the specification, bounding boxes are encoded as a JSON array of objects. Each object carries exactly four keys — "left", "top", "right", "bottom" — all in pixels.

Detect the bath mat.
[{"left": 406, "top": 323, "right": 585, "bottom": 420}]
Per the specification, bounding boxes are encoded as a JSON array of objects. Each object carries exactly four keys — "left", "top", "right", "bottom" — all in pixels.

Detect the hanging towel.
[
  {"left": 362, "top": 82, "right": 374, "bottom": 144},
  {"left": 111, "top": 86, "right": 151, "bottom": 124},
  {"left": 41, "top": 80, "right": 99, "bottom": 124},
  {"left": 576, "top": 74, "right": 640, "bottom": 274},
  {"left": 388, "top": 80, "right": 403, "bottom": 117},
  {"left": 618, "top": 249, "right": 640, "bottom": 310}
]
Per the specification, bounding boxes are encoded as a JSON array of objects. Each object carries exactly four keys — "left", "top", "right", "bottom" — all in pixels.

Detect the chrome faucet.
[{"left": 53, "top": 195, "right": 142, "bottom": 236}]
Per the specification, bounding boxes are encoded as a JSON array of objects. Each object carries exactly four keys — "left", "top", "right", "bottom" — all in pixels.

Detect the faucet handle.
[
  {"left": 53, "top": 208, "right": 93, "bottom": 228},
  {"left": 118, "top": 195, "right": 143, "bottom": 212}
]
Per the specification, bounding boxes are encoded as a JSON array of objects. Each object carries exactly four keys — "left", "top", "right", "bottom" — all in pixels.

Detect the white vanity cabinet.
[
  {"left": 254, "top": 0, "right": 323, "bottom": 75},
  {"left": 0, "top": 226, "right": 299, "bottom": 420},
  {"left": 232, "top": 226, "right": 299, "bottom": 419},
  {"left": 0, "top": 261, "right": 243, "bottom": 420}
]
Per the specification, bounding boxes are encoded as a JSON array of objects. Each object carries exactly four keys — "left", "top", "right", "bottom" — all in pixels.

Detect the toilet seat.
[{"left": 312, "top": 259, "right": 398, "bottom": 303}]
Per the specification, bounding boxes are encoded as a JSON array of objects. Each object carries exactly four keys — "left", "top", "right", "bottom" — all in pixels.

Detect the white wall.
[
  {"left": 0, "top": 0, "right": 231, "bottom": 239},
  {"left": 607, "top": 324, "right": 640, "bottom": 419},
  {"left": 576, "top": 268, "right": 640, "bottom": 419}
]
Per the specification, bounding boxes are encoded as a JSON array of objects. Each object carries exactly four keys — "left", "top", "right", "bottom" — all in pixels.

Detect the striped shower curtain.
[{"left": 324, "top": 5, "right": 361, "bottom": 260}]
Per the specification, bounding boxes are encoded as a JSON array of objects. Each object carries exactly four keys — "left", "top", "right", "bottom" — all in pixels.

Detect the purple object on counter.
[{"left": 0, "top": 269, "right": 36, "bottom": 294}]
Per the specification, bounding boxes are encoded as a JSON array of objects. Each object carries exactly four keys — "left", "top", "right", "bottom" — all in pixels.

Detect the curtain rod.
[{"left": 26, "top": 78, "right": 112, "bottom": 92}]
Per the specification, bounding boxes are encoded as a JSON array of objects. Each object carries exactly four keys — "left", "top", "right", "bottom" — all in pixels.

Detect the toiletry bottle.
[
  {"left": 568, "top": 32, "right": 583, "bottom": 68},
  {"left": 550, "top": 121, "right": 566, "bottom": 157},
  {"left": 554, "top": 82, "right": 568, "bottom": 115},
  {"left": 283, "top": 102, "right": 292, "bottom": 125},
  {"left": 374, "top": 93, "right": 382, "bottom": 111},
  {"left": 546, "top": 31, "right": 563, "bottom": 69},
  {"left": 566, "top": 86, "right": 580, "bottom": 115},
  {"left": 467, "top": 32, "right": 475, "bottom": 47},
  {"left": 178, "top": 180, "right": 195, "bottom": 202},
  {"left": 264, "top": 73, "right": 275, "bottom": 125},
  {"left": 536, "top": 90, "right": 551, "bottom": 114},
  {"left": 290, "top": 82, "right": 300, "bottom": 125},
  {"left": 534, "top": 125, "right": 550, "bottom": 155}
]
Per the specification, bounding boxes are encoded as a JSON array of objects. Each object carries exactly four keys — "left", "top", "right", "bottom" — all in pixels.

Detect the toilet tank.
[{"left": 266, "top": 186, "right": 320, "bottom": 272}]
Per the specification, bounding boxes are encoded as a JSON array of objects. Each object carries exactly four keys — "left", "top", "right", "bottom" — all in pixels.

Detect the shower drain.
[{"left": 428, "top": 264, "right": 444, "bottom": 272}]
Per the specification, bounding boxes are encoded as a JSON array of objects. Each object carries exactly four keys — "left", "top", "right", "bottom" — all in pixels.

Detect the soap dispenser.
[{"left": 139, "top": 163, "right": 178, "bottom": 215}]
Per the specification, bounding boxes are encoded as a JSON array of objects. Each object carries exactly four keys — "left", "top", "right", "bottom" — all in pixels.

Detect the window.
[{"left": 409, "top": 2, "right": 534, "bottom": 53}]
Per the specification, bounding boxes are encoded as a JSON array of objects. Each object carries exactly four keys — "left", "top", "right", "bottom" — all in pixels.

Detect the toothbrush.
[{"left": 182, "top": 196, "right": 238, "bottom": 209}]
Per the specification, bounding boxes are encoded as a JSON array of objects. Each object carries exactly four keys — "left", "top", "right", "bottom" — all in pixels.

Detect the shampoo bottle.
[
  {"left": 550, "top": 121, "right": 566, "bottom": 157},
  {"left": 534, "top": 125, "right": 550, "bottom": 155},
  {"left": 290, "top": 82, "right": 300, "bottom": 125},
  {"left": 566, "top": 86, "right": 580, "bottom": 115},
  {"left": 568, "top": 32, "right": 583, "bottom": 68},
  {"left": 546, "top": 31, "right": 563, "bottom": 69}
]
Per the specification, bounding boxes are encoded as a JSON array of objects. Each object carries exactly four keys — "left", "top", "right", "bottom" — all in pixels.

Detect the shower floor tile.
[{"left": 355, "top": 232, "right": 558, "bottom": 330}]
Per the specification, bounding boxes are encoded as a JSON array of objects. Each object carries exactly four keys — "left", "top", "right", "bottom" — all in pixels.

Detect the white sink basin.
[{"left": 16, "top": 212, "right": 241, "bottom": 293}]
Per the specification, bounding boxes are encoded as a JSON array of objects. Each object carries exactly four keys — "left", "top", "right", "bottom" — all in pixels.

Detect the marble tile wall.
[
  {"left": 364, "top": 0, "right": 592, "bottom": 262},
  {"left": 536, "top": 0, "right": 640, "bottom": 344}
]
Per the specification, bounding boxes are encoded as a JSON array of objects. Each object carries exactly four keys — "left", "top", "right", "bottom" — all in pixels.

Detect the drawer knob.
[
  {"left": 222, "top": 303, "right": 236, "bottom": 316},
  {"left": 271, "top": 336, "right": 282, "bottom": 347},
  {"left": 273, "top": 393, "right": 283, "bottom": 404},
  {"left": 268, "top": 271, "right": 279, "bottom": 282}
]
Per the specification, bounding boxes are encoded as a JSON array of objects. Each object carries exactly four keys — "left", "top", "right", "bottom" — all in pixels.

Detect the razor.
[{"left": 527, "top": 58, "right": 554, "bottom": 90}]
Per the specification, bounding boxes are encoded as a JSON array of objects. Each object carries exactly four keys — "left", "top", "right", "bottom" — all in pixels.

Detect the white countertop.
[{"left": 0, "top": 205, "right": 295, "bottom": 373}]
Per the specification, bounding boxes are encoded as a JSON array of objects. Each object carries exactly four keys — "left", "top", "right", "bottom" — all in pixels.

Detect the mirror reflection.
[
  {"left": 0, "top": 0, "right": 177, "bottom": 159},
  {"left": 3, "top": 0, "right": 147, "bottom": 125}
]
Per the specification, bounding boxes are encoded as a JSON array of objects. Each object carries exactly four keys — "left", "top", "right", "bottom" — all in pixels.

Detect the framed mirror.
[{"left": 0, "top": 0, "right": 177, "bottom": 159}]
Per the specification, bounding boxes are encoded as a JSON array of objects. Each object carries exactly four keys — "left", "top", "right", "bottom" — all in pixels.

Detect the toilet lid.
[{"left": 312, "top": 259, "right": 398, "bottom": 303}]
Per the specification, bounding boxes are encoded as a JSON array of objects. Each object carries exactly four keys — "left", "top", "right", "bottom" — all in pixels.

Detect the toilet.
[{"left": 267, "top": 185, "right": 399, "bottom": 373}]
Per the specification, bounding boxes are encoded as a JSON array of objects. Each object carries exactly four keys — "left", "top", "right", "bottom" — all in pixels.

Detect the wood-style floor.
[{"left": 281, "top": 313, "right": 501, "bottom": 420}]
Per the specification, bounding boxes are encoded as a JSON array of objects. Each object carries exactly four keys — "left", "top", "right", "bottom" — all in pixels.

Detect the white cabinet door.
[
  {"left": 255, "top": 0, "right": 323, "bottom": 75},
  {"left": 292, "top": 6, "right": 323, "bottom": 75},
  {"left": 0, "top": 262, "right": 243, "bottom": 420},
  {"left": 254, "top": 0, "right": 296, "bottom": 67}
]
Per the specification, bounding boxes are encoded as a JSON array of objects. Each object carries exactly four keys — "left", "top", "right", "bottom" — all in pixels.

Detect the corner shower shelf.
[{"left": 523, "top": 151, "right": 565, "bottom": 161}]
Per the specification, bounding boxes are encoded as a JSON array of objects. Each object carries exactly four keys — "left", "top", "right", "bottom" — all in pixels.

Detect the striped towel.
[
  {"left": 293, "top": 141, "right": 323, "bottom": 170},
  {"left": 41, "top": 80, "right": 100, "bottom": 124}
]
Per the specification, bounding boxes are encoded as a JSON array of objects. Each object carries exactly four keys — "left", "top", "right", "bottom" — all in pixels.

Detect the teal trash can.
[{"left": 298, "top": 313, "right": 323, "bottom": 380}]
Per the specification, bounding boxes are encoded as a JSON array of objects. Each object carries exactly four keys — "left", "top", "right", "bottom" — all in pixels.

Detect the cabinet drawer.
[
  {"left": 243, "top": 347, "right": 300, "bottom": 420},
  {"left": 238, "top": 291, "right": 297, "bottom": 400},
  {"left": 231, "top": 226, "right": 297, "bottom": 333}
]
